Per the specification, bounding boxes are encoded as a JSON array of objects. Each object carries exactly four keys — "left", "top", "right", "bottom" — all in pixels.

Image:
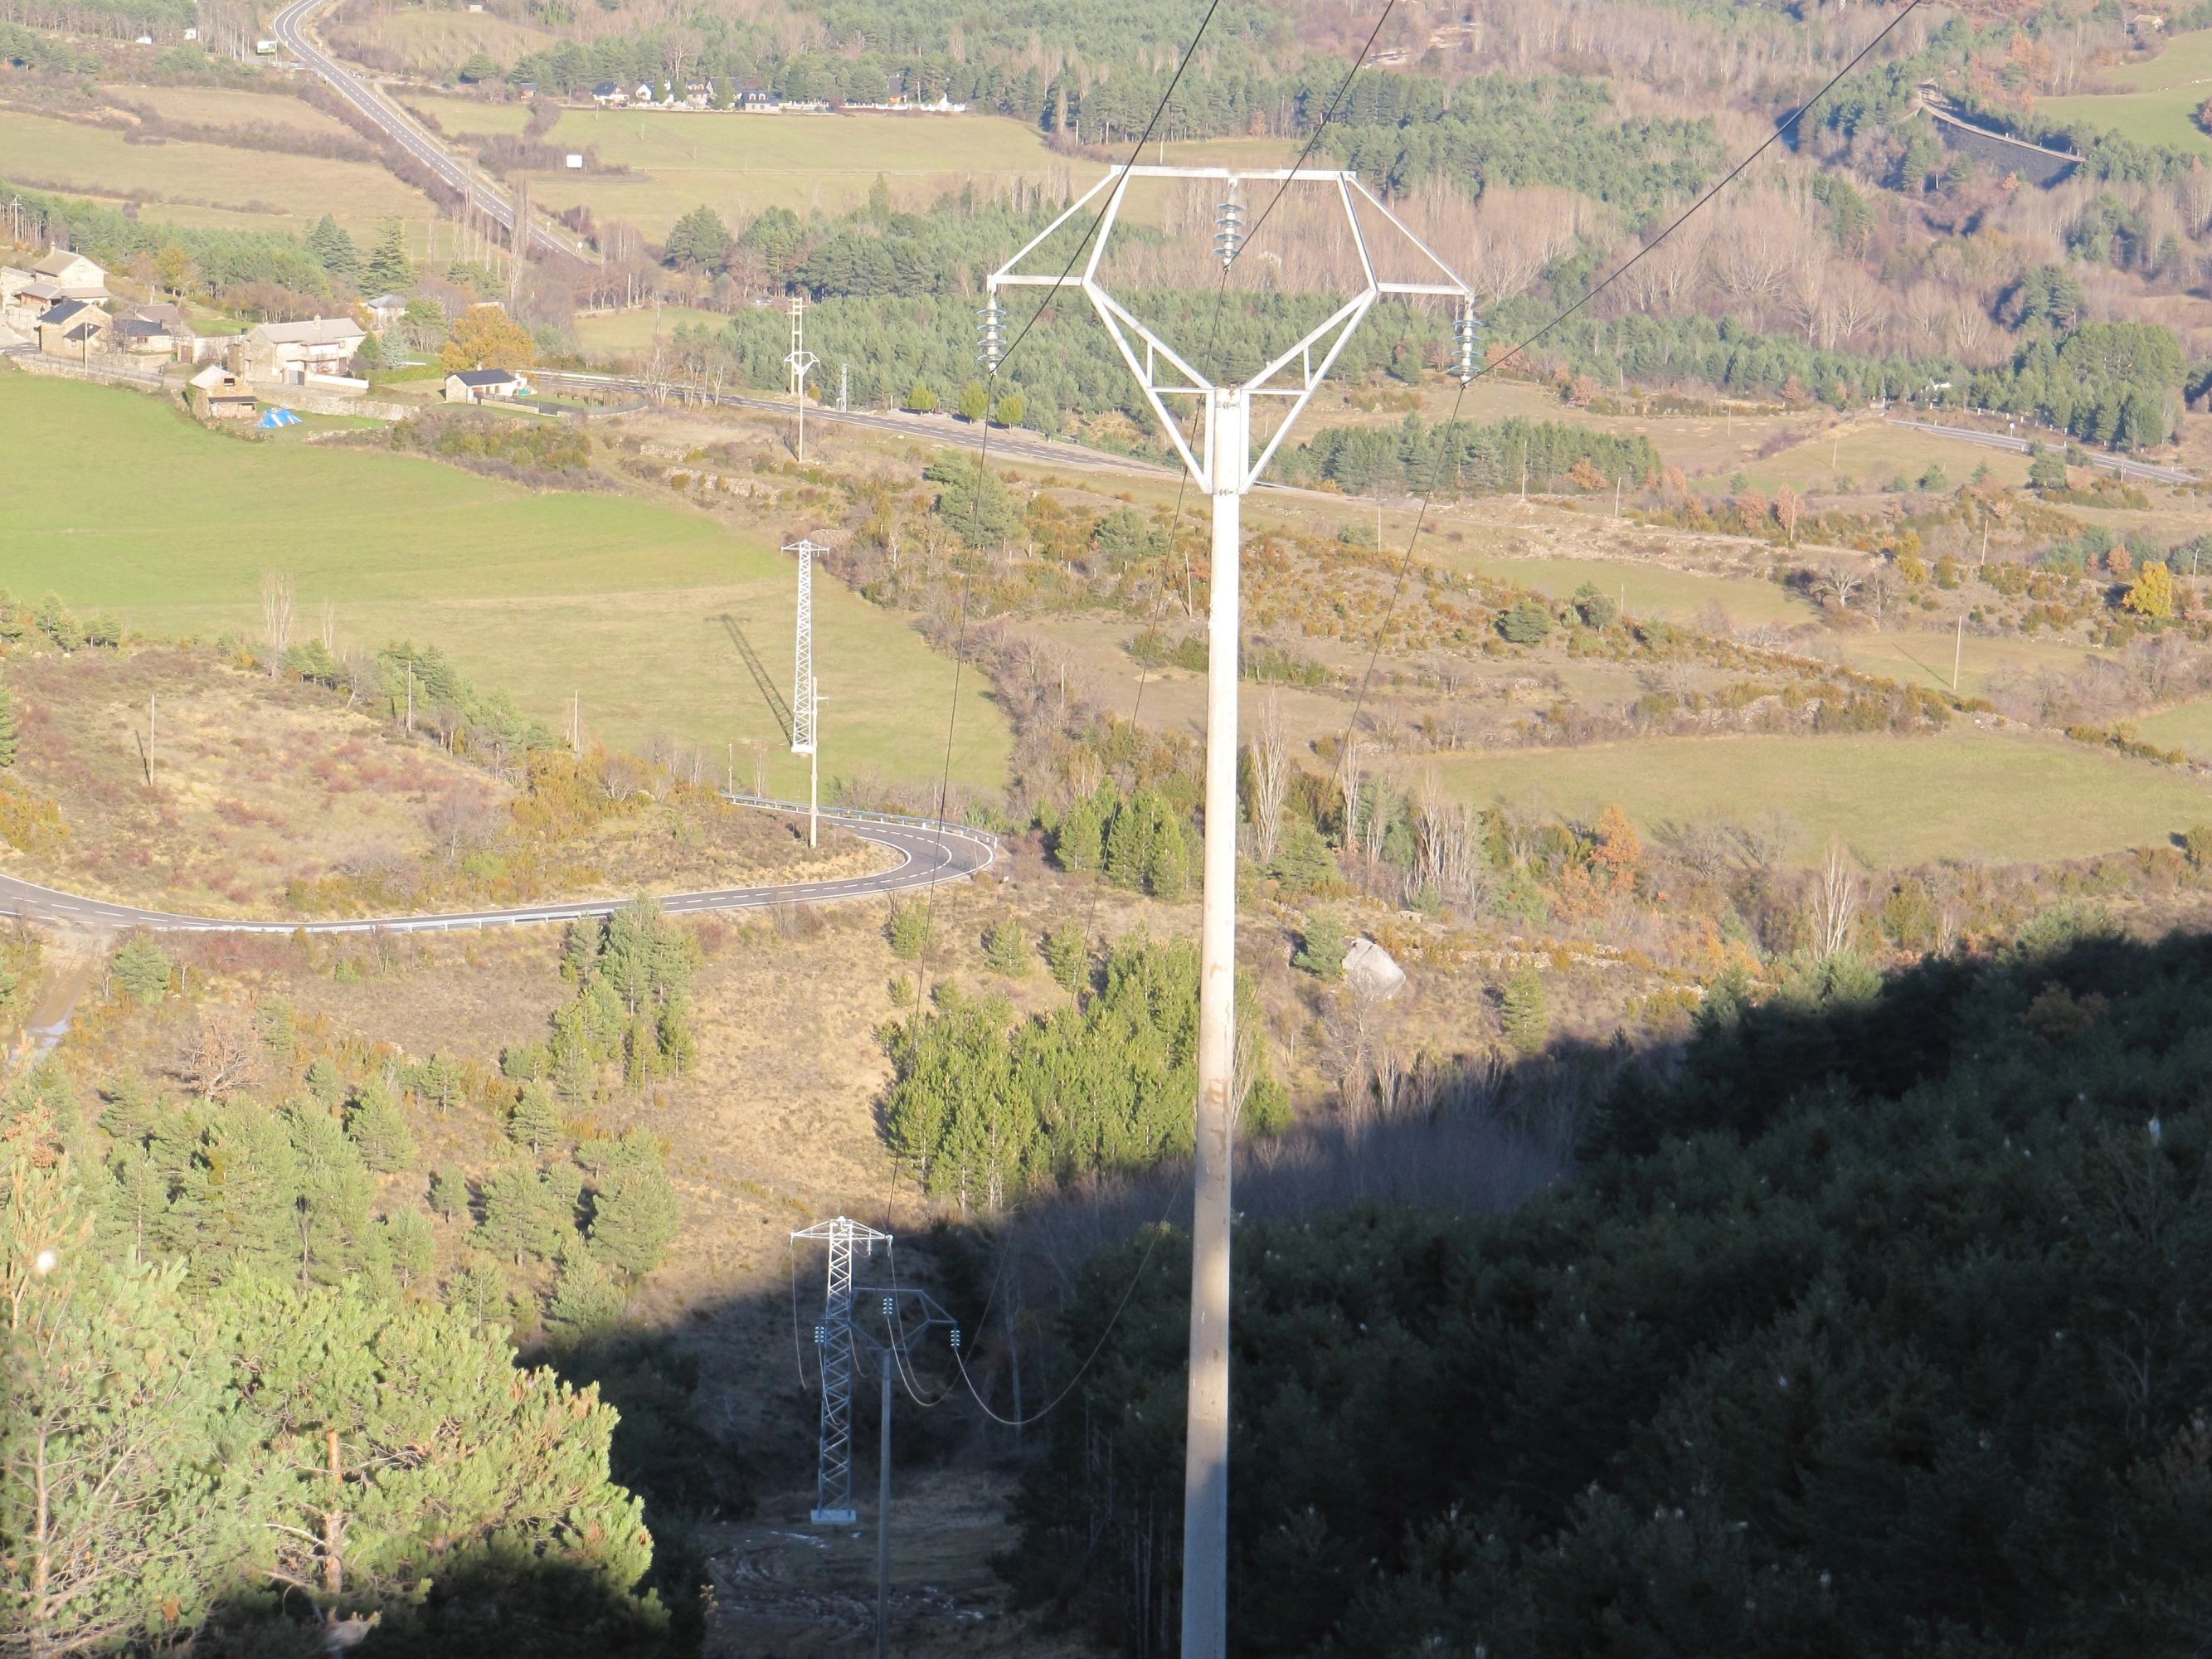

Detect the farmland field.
[
  {"left": 1423, "top": 725, "right": 2212, "bottom": 865},
  {"left": 516, "top": 109, "right": 1106, "bottom": 236},
  {"left": 0, "top": 108, "right": 430, "bottom": 241},
  {"left": 0, "top": 373, "right": 1008, "bottom": 798},
  {"left": 2035, "top": 29, "right": 2212, "bottom": 154},
  {"left": 104, "top": 85, "right": 359, "bottom": 138}
]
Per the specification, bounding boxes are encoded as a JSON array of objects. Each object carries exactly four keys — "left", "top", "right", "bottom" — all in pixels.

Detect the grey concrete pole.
[{"left": 1180, "top": 385, "right": 1245, "bottom": 1659}]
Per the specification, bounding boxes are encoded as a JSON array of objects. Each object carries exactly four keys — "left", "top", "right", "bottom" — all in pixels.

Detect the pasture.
[
  {"left": 1422, "top": 725, "right": 2212, "bottom": 865},
  {"left": 517, "top": 109, "right": 1103, "bottom": 235},
  {"left": 105, "top": 85, "right": 360, "bottom": 138},
  {"left": 0, "top": 374, "right": 1009, "bottom": 798},
  {"left": 2037, "top": 30, "right": 2212, "bottom": 154},
  {"left": 0, "top": 108, "right": 430, "bottom": 241}
]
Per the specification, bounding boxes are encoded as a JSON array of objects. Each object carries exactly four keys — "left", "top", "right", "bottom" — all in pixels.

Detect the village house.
[
  {"left": 189, "top": 362, "right": 257, "bottom": 419},
  {"left": 111, "top": 301, "right": 187, "bottom": 356},
  {"left": 443, "top": 367, "right": 529, "bottom": 403},
  {"left": 363, "top": 294, "right": 408, "bottom": 332},
  {"left": 243, "top": 316, "right": 367, "bottom": 382},
  {"left": 36, "top": 299, "right": 112, "bottom": 358},
  {"left": 2, "top": 249, "right": 109, "bottom": 328},
  {"left": 590, "top": 80, "right": 624, "bottom": 105}
]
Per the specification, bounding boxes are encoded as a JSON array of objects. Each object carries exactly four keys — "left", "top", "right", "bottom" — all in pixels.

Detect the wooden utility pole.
[
  {"left": 148, "top": 693, "right": 155, "bottom": 784},
  {"left": 1952, "top": 616, "right": 1964, "bottom": 693},
  {"left": 405, "top": 657, "right": 413, "bottom": 734}
]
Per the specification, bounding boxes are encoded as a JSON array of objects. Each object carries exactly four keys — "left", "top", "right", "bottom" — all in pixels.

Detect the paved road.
[
  {"left": 1889, "top": 417, "right": 2195, "bottom": 486},
  {"left": 0, "top": 803, "right": 995, "bottom": 936},
  {"left": 270, "top": 0, "right": 591, "bottom": 266},
  {"left": 529, "top": 368, "right": 1184, "bottom": 478}
]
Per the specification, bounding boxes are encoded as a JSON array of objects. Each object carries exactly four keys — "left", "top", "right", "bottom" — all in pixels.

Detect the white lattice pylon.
[
  {"left": 989, "top": 168, "right": 1473, "bottom": 1659},
  {"left": 790, "top": 1216, "right": 891, "bottom": 1525}
]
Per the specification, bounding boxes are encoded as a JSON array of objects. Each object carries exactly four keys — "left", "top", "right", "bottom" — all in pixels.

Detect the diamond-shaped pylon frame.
[{"left": 990, "top": 167, "right": 1474, "bottom": 495}]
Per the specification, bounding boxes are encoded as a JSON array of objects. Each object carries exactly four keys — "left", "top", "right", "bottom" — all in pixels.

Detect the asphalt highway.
[
  {"left": 270, "top": 0, "right": 590, "bottom": 265},
  {"left": 0, "top": 805, "right": 995, "bottom": 936}
]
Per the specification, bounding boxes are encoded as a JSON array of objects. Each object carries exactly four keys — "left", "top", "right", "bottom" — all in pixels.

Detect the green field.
[
  {"left": 2132, "top": 695, "right": 2212, "bottom": 759},
  {"left": 0, "top": 373, "right": 1007, "bottom": 797},
  {"left": 2037, "top": 30, "right": 2212, "bottom": 154},
  {"left": 1743, "top": 420, "right": 2035, "bottom": 497},
  {"left": 1425, "top": 726, "right": 2212, "bottom": 865},
  {"left": 516, "top": 110, "right": 1101, "bottom": 236},
  {"left": 573, "top": 304, "right": 731, "bottom": 354},
  {"left": 0, "top": 109, "right": 431, "bottom": 241}
]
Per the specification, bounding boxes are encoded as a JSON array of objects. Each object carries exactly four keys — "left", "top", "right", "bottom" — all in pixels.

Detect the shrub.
[
  {"left": 984, "top": 917, "right": 1033, "bottom": 977},
  {"left": 888, "top": 902, "right": 931, "bottom": 960},
  {"left": 1292, "top": 912, "right": 1347, "bottom": 980},
  {"left": 110, "top": 940, "right": 173, "bottom": 1006},
  {"left": 1497, "top": 599, "right": 1554, "bottom": 645}
]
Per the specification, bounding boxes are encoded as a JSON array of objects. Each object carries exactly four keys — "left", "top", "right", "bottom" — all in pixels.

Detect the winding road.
[{"left": 0, "top": 801, "right": 995, "bottom": 936}]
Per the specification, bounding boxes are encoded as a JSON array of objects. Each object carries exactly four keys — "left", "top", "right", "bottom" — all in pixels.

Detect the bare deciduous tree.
[
  {"left": 260, "top": 570, "right": 294, "bottom": 679},
  {"left": 1810, "top": 838, "right": 1860, "bottom": 959},
  {"left": 187, "top": 1007, "right": 263, "bottom": 1100},
  {"left": 1249, "top": 692, "right": 1290, "bottom": 868}
]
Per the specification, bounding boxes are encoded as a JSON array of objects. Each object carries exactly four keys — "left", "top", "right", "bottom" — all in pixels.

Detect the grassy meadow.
[
  {"left": 110, "top": 85, "right": 361, "bottom": 137},
  {"left": 0, "top": 108, "right": 430, "bottom": 241},
  {"left": 2038, "top": 29, "right": 2212, "bottom": 154},
  {"left": 1423, "top": 725, "right": 2212, "bottom": 865},
  {"left": 517, "top": 110, "right": 1103, "bottom": 236},
  {"left": 0, "top": 373, "right": 1008, "bottom": 799}
]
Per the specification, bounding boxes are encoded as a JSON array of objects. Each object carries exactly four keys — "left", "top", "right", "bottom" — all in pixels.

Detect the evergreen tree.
[
  {"left": 361, "top": 221, "right": 412, "bottom": 293},
  {"left": 306, "top": 212, "right": 359, "bottom": 281},
  {"left": 1500, "top": 966, "right": 1548, "bottom": 1052},
  {"left": 285, "top": 1105, "right": 373, "bottom": 1287},
  {"left": 984, "top": 917, "right": 1032, "bottom": 978},
  {"left": 95, "top": 1073, "right": 158, "bottom": 1144},
  {"left": 586, "top": 1146, "right": 681, "bottom": 1277},
  {"left": 546, "top": 1234, "right": 626, "bottom": 1341},
  {"left": 343, "top": 1080, "right": 416, "bottom": 1172},
  {"left": 303, "top": 1056, "right": 343, "bottom": 1105},
  {"left": 109, "top": 940, "right": 171, "bottom": 1006},
  {"left": 0, "top": 1157, "right": 244, "bottom": 1656},
  {"left": 957, "top": 380, "right": 990, "bottom": 421},
  {"left": 508, "top": 1081, "right": 566, "bottom": 1154},
  {"left": 166, "top": 1103, "right": 301, "bottom": 1282},
  {"left": 428, "top": 1165, "right": 469, "bottom": 1221},
  {"left": 447, "top": 1258, "right": 512, "bottom": 1326},
  {"left": 382, "top": 1205, "right": 435, "bottom": 1287},
  {"left": 663, "top": 204, "right": 732, "bottom": 274},
  {"left": 1053, "top": 788, "right": 1111, "bottom": 873},
  {"left": 1292, "top": 912, "right": 1346, "bottom": 980},
  {"left": 479, "top": 1162, "right": 574, "bottom": 1265},
  {"left": 221, "top": 1277, "right": 656, "bottom": 1623},
  {"left": 1044, "top": 923, "right": 1090, "bottom": 995},
  {"left": 888, "top": 902, "right": 931, "bottom": 960}
]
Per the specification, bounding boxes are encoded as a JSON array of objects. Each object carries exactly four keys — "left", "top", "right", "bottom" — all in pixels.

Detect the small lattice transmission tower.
[
  {"left": 784, "top": 538, "right": 827, "bottom": 847},
  {"left": 791, "top": 1216, "right": 891, "bottom": 1525}
]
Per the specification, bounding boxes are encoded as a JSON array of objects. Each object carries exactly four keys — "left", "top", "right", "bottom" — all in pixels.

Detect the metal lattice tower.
[
  {"left": 785, "top": 293, "right": 820, "bottom": 460},
  {"left": 784, "top": 538, "right": 827, "bottom": 846},
  {"left": 791, "top": 1216, "right": 890, "bottom": 1524}
]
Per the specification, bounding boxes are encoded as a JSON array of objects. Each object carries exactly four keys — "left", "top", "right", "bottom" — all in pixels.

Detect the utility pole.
[
  {"left": 785, "top": 538, "right": 827, "bottom": 846},
  {"left": 405, "top": 657, "right": 413, "bottom": 734},
  {"left": 1952, "top": 615, "right": 1964, "bottom": 693},
  {"left": 990, "top": 166, "right": 1472, "bottom": 1659},
  {"left": 839, "top": 361, "right": 849, "bottom": 412},
  {"left": 785, "top": 294, "right": 819, "bottom": 462},
  {"left": 148, "top": 693, "right": 155, "bottom": 785}
]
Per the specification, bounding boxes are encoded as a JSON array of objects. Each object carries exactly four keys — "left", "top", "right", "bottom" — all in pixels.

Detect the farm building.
[
  {"left": 189, "top": 362, "right": 257, "bottom": 419},
  {"left": 443, "top": 367, "right": 530, "bottom": 403},
  {"left": 36, "top": 299, "right": 111, "bottom": 358}
]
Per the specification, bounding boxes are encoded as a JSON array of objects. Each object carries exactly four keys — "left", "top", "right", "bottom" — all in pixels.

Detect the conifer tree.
[
  {"left": 382, "top": 1205, "right": 435, "bottom": 1287},
  {"left": 508, "top": 1082, "right": 566, "bottom": 1154},
  {"left": 479, "top": 1163, "right": 571, "bottom": 1265},
  {"left": 361, "top": 221, "right": 413, "bottom": 292},
  {"left": 286, "top": 1105, "right": 373, "bottom": 1287},
  {"left": 306, "top": 213, "right": 359, "bottom": 282},
  {"left": 344, "top": 1080, "right": 416, "bottom": 1173},
  {"left": 985, "top": 917, "right": 1033, "bottom": 978},
  {"left": 586, "top": 1142, "right": 681, "bottom": 1277},
  {"left": 1045, "top": 923, "right": 1090, "bottom": 995},
  {"left": 546, "top": 1233, "right": 626, "bottom": 1342},
  {"left": 428, "top": 1165, "right": 469, "bottom": 1222}
]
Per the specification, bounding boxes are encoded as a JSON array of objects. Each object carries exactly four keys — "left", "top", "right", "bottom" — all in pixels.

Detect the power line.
[{"left": 1337, "top": 0, "right": 1930, "bottom": 749}]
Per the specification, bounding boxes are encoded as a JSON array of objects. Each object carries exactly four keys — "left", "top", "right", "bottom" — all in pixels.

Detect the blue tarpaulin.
[{"left": 256, "top": 407, "right": 302, "bottom": 429}]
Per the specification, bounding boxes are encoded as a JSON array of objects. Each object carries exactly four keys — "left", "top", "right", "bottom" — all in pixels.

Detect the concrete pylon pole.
[{"left": 1180, "top": 384, "right": 1245, "bottom": 1659}]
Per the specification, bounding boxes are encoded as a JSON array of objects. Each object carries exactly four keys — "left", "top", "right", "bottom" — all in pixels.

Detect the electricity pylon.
[
  {"left": 785, "top": 293, "right": 819, "bottom": 461},
  {"left": 791, "top": 1219, "right": 955, "bottom": 1659},
  {"left": 989, "top": 168, "right": 1474, "bottom": 1659},
  {"left": 785, "top": 538, "right": 827, "bottom": 847}
]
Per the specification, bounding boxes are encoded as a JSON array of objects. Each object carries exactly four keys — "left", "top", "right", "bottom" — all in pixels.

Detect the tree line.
[
  {"left": 882, "top": 935, "right": 1286, "bottom": 1212},
  {"left": 1005, "top": 922, "right": 2212, "bottom": 1657},
  {"left": 1272, "top": 412, "right": 1664, "bottom": 497}
]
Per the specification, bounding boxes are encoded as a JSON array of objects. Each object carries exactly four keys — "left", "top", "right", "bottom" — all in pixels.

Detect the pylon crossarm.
[
  {"left": 990, "top": 173, "right": 1121, "bottom": 289},
  {"left": 1084, "top": 285, "right": 1214, "bottom": 486},
  {"left": 1242, "top": 294, "right": 1378, "bottom": 489},
  {"left": 1346, "top": 176, "right": 1475, "bottom": 300}
]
